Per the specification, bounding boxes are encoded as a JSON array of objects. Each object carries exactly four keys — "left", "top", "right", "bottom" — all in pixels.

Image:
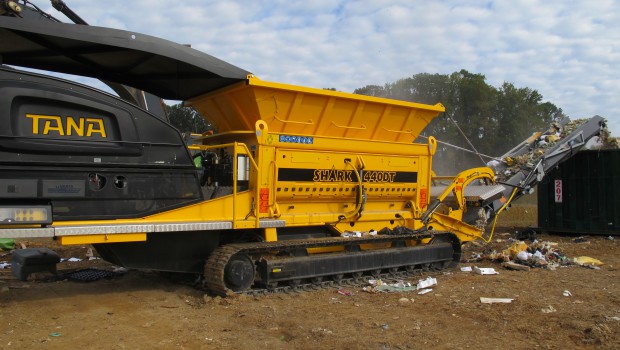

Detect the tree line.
[
  {"left": 354, "top": 69, "right": 564, "bottom": 173},
  {"left": 165, "top": 103, "right": 212, "bottom": 134},
  {"left": 167, "top": 69, "right": 564, "bottom": 174}
]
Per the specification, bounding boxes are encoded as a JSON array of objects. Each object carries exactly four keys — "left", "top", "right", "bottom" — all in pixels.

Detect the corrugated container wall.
[{"left": 538, "top": 150, "right": 620, "bottom": 235}]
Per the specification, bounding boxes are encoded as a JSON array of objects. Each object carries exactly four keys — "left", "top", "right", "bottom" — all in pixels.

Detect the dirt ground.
[{"left": 1, "top": 227, "right": 618, "bottom": 350}]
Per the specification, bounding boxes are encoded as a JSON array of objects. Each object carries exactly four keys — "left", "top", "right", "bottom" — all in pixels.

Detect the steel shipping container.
[{"left": 538, "top": 149, "right": 620, "bottom": 235}]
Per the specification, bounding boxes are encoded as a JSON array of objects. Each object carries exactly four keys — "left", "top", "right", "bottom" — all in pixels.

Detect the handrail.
[
  {"left": 188, "top": 143, "right": 258, "bottom": 171},
  {"left": 188, "top": 142, "right": 260, "bottom": 228},
  {"left": 382, "top": 127, "right": 412, "bottom": 134},
  {"left": 331, "top": 121, "right": 366, "bottom": 130},
  {"left": 270, "top": 160, "right": 281, "bottom": 218},
  {"left": 274, "top": 115, "right": 314, "bottom": 125},
  {"left": 233, "top": 142, "right": 260, "bottom": 228}
]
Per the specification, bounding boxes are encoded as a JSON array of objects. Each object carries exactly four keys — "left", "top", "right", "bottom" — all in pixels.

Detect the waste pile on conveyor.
[{"left": 488, "top": 117, "right": 617, "bottom": 184}]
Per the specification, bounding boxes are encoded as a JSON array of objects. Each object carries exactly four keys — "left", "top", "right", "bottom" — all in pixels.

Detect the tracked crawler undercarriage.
[{"left": 205, "top": 230, "right": 460, "bottom": 296}]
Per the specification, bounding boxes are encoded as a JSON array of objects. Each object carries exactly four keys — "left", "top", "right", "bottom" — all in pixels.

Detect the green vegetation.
[
  {"left": 165, "top": 103, "right": 212, "bottom": 134},
  {"left": 354, "top": 69, "right": 565, "bottom": 174}
]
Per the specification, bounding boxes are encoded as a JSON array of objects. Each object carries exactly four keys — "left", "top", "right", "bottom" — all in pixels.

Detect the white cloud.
[{"left": 33, "top": 0, "right": 620, "bottom": 136}]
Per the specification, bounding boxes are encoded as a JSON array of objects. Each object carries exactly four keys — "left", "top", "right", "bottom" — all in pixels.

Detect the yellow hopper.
[{"left": 188, "top": 75, "right": 445, "bottom": 143}]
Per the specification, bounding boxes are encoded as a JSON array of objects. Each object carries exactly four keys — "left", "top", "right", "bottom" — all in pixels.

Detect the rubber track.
[{"left": 204, "top": 231, "right": 455, "bottom": 296}]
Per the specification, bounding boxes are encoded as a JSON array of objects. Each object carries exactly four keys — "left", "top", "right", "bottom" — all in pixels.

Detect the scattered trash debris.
[
  {"left": 460, "top": 266, "right": 473, "bottom": 272},
  {"left": 0, "top": 238, "right": 15, "bottom": 251},
  {"left": 417, "top": 288, "right": 432, "bottom": 295},
  {"left": 311, "top": 327, "right": 334, "bottom": 336},
  {"left": 398, "top": 297, "right": 413, "bottom": 304},
  {"left": 503, "top": 241, "right": 528, "bottom": 259},
  {"left": 573, "top": 256, "right": 604, "bottom": 269},
  {"left": 112, "top": 266, "right": 128, "bottom": 273},
  {"left": 501, "top": 261, "right": 531, "bottom": 271},
  {"left": 480, "top": 297, "right": 513, "bottom": 304},
  {"left": 61, "top": 257, "right": 82, "bottom": 262},
  {"left": 0, "top": 262, "right": 10, "bottom": 269},
  {"left": 363, "top": 279, "right": 417, "bottom": 293},
  {"left": 513, "top": 229, "right": 537, "bottom": 241},
  {"left": 337, "top": 289, "right": 354, "bottom": 296},
  {"left": 381, "top": 323, "right": 389, "bottom": 330},
  {"left": 467, "top": 239, "right": 569, "bottom": 270},
  {"left": 516, "top": 250, "right": 529, "bottom": 261},
  {"left": 342, "top": 230, "right": 377, "bottom": 237},
  {"left": 563, "top": 290, "right": 572, "bottom": 297},
  {"left": 375, "top": 284, "right": 416, "bottom": 293},
  {"left": 49, "top": 332, "right": 62, "bottom": 337},
  {"left": 573, "top": 236, "right": 589, "bottom": 244},
  {"left": 468, "top": 253, "right": 482, "bottom": 261},
  {"left": 474, "top": 267, "right": 498, "bottom": 275},
  {"left": 541, "top": 305, "right": 557, "bottom": 313},
  {"left": 608, "top": 236, "right": 615, "bottom": 241},
  {"left": 363, "top": 276, "right": 439, "bottom": 293},
  {"left": 416, "top": 277, "right": 437, "bottom": 289},
  {"left": 393, "top": 280, "right": 414, "bottom": 289},
  {"left": 605, "top": 316, "right": 620, "bottom": 322}
]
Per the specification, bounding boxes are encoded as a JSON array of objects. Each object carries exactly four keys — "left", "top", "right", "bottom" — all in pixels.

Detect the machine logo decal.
[
  {"left": 42, "top": 180, "right": 85, "bottom": 198},
  {"left": 48, "top": 184, "right": 82, "bottom": 194},
  {"left": 362, "top": 171, "right": 397, "bottom": 183},
  {"left": 278, "top": 168, "right": 417, "bottom": 183},
  {"left": 313, "top": 167, "right": 353, "bottom": 182},
  {"left": 279, "top": 135, "right": 313, "bottom": 144},
  {"left": 26, "top": 114, "right": 107, "bottom": 138}
]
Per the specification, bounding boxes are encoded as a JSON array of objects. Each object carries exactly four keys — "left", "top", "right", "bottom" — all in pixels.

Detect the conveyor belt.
[
  {"left": 487, "top": 115, "right": 607, "bottom": 219},
  {"left": 430, "top": 184, "right": 506, "bottom": 202}
]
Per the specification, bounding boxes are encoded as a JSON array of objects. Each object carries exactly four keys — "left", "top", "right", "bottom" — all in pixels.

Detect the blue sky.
[{"left": 40, "top": 0, "right": 620, "bottom": 137}]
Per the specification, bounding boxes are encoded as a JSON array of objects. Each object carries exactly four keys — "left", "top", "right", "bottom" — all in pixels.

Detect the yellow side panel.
[
  {"left": 144, "top": 192, "right": 252, "bottom": 222},
  {"left": 58, "top": 233, "right": 146, "bottom": 245}
]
